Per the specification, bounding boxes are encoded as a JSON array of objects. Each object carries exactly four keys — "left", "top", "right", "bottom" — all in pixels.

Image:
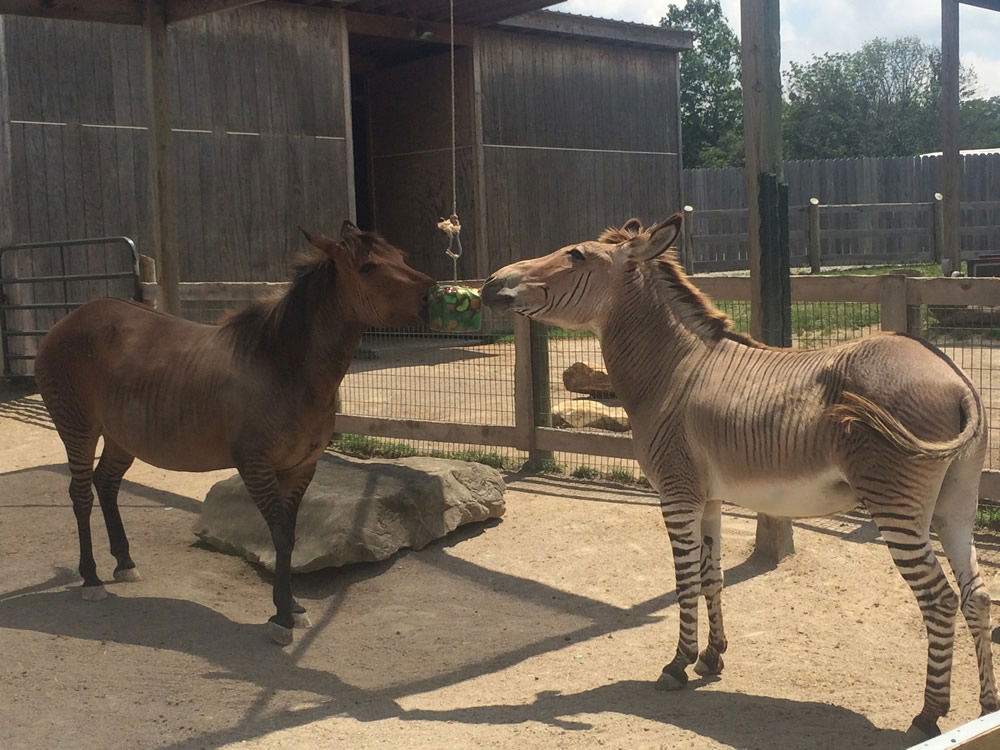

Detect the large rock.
[
  {"left": 551, "top": 398, "right": 630, "bottom": 432},
  {"left": 193, "top": 453, "right": 505, "bottom": 573},
  {"left": 562, "top": 362, "right": 615, "bottom": 398}
]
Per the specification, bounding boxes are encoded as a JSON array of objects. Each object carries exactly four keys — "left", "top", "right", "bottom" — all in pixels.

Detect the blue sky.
[{"left": 554, "top": 0, "right": 1000, "bottom": 98}]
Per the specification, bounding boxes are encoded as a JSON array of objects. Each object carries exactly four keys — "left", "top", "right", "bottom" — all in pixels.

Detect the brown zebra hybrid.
[
  {"left": 480, "top": 213, "right": 998, "bottom": 737},
  {"left": 34, "top": 222, "right": 434, "bottom": 646}
]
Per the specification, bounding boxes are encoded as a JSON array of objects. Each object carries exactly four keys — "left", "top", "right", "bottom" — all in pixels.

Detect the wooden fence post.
[
  {"left": 682, "top": 205, "right": 696, "bottom": 275},
  {"left": 138, "top": 254, "right": 160, "bottom": 309},
  {"left": 755, "top": 172, "right": 794, "bottom": 561},
  {"left": 513, "top": 315, "right": 535, "bottom": 454},
  {"left": 879, "top": 273, "right": 909, "bottom": 333},
  {"left": 808, "top": 197, "right": 821, "bottom": 273},
  {"left": 932, "top": 192, "right": 945, "bottom": 265},
  {"left": 526, "top": 320, "right": 553, "bottom": 470}
]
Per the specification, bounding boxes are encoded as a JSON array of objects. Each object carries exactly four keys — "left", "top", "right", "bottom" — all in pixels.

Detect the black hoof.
[
  {"left": 693, "top": 650, "right": 724, "bottom": 677},
  {"left": 910, "top": 712, "right": 941, "bottom": 738},
  {"left": 655, "top": 663, "right": 689, "bottom": 691}
]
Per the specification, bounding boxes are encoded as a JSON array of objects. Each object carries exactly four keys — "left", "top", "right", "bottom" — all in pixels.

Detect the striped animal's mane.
[{"left": 597, "top": 220, "right": 764, "bottom": 348}]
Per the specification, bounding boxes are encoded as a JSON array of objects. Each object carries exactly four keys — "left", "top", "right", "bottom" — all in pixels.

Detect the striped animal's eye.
[
  {"left": 569, "top": 247, "right": 585, "bottom": 261},
  {"left": 360, "top": 262, "right": 377, "bottom": 274}
]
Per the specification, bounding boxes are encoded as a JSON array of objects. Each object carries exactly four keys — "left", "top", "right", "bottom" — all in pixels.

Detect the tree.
[
  {"left": 783, "top": 36, "right": 981, "bottom": 159},
  {"left": 960, "top": 96, "right": 1000, "bottom": 150},
  {"left": 661, "top": 0, "right": 743, "bottom": 168}
]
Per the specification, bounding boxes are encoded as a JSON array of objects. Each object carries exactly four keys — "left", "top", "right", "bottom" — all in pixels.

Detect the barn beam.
[
  {"left": 0, "top": 0, "right": 143, "bottom": 24},
  {"left": 143, "top": 0, "right": 180, "bottom": 315},
  {"left": 741, "top": 0, "right": 794, "bottom": 562},
  {"left": 941, "top": 0, "right": 961, "bottom": 272},
  {"left": 166, "top": 0, "right": 266, "bottom": 24}
]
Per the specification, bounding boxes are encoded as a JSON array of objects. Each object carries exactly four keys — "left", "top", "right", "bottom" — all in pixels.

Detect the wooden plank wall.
[
  {"left": 1, "top": 4, "right": 351, "bottom": 280},
  {"left": 0, "top": 4, "right": 352, "bottom": 372},
  {"left": 366, "top": 46, "right": 477, "bottom": 280},
  {"left": 683, "top": 154, "right": 1000, "bottom": 269},
  {"left": 476, "top": 30, "right": 682, "bottom": 270}
]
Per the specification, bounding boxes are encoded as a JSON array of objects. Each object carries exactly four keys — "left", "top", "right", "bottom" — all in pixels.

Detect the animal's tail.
[{"left": 830, "top": 389, "right": 983, "bottom": 461}]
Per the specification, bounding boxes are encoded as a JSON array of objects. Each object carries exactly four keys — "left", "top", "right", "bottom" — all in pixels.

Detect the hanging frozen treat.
[{"left": 426, "top": 284, "right": 482, "bottom": 332}]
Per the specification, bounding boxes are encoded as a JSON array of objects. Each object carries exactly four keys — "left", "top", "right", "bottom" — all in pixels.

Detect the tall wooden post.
[
  {"left": 143, "top": 0, "right": 180, "bottom": 315},
  {"left": 941, "top": 0, "right": 961, "bottom": 273},
  {"left": 742, "top": 0, "right": 794, "bottom": 561}
]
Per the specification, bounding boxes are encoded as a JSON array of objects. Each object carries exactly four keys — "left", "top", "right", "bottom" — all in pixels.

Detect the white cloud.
[{"left": 555, "top": 0, "right": 1000, "bottom": 97}]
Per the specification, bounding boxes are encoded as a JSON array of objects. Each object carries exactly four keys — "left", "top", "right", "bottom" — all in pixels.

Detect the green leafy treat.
[{"left": 427, "top": 285, "right": 482, "bottom": 332}]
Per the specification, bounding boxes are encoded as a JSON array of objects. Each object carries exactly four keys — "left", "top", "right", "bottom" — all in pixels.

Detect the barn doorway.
[{"left": 347, "top": 32, "right": 472, "bottom": 279}]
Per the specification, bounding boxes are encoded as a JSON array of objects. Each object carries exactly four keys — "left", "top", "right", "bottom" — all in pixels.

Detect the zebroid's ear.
[
  {"left": 299, "top": 227, "right": 337, "bottom": 256},
  {"left": 340, "top": 220, "right": 361, "bottom": 240},
  {"left": 625, "top": 213, "right": 683, "bottom": 263}
]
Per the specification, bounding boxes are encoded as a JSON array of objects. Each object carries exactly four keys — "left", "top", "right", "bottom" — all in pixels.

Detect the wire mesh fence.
[{"left": 335, "top": 288, "right": 1000, "bottom": 530}]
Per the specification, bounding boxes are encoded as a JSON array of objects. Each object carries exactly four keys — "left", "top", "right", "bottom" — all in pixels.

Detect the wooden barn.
[{"left": 0, "top": 0, "right": 690, "bottom": 370}]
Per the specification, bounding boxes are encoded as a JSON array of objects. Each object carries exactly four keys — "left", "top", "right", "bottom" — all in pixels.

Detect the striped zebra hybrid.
[
  {"left": 481, "top": 213, "right": 998, "bottom": 737},
  {"left": 34, "top": 223, "right": 434, "bottom": 646}
]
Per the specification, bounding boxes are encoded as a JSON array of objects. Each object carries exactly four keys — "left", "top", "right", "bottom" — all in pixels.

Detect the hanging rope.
[{"left": 437, "top": 0, "right": 462, "bottom": 282}]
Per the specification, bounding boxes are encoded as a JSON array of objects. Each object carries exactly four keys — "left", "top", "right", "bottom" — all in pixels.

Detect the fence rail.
[
  {"left": 140, "top": 274, "right": 1000, "bottom": 497},
  {"left": 681, "top": 197, "right": 1000, "bottom": 272}
]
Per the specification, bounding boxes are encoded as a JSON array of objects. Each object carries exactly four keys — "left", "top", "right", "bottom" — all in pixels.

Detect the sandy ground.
[{"left": 3, "top": 382, "right": 1000, "bottom": 750}]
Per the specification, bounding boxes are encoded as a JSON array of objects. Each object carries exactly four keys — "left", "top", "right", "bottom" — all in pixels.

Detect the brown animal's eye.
[
  {"left": 360, "top": 262, "right": 377, "bottom": 274},
  {"left": 569, "top": 248, "right": 585, "bottom": 261}
]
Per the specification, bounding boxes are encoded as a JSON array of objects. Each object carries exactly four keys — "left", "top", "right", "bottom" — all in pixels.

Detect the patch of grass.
[
  {"left": 332, "top": 433, "right": 418, "bottom": 460},
  {"left": 533, "top": 458, "right": 565, "bottom": 475},
  {"left": 603, "top": 468, "right": 637, "bottom": 485},
  {"left": 976, "top": 502, "right": 1000, "bottom": 532},
  {"left": 428, "top": 448, "right": 513, "bottom": 470},
  {"left": 571, "top": 466, "right": 601, "bottom": 480},
  {"left": 817, "top": 263, "right": 944, "bottom": 278},
  {"left": 333, "top": 434, "right": 518, "bottom": 470}
]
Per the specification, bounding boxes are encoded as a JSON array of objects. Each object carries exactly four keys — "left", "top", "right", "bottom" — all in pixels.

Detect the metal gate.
[{"left": 0, "top": 236, "right": 143, "bottom": 377}]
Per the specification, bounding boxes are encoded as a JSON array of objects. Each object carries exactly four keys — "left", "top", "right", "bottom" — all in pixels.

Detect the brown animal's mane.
[
  {"left": 219, "top": 248, "right": 336, "bottom": 367},
  {"left": 597, "top": 220, "right": 766, "bottom": 348}
]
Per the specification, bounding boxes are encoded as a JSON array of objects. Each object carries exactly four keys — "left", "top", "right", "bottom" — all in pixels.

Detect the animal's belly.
[
  {"left": 100, "top": 410, "right": 235, "bottom": 473},
  {"left": 708, "top": 468, "right": 857, "bottom": 519}
]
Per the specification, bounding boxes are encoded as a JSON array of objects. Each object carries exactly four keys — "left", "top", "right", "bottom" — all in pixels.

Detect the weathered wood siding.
[
  {"left": 2, "top": 4, "right": 351, "bottom": 282},
  {"left": 476, "top": 30, "right": 682, "bottom": 269},
  {"left": 684, "top": 154, "right": 1000, "bottom": 269},
  {"left": 366, "top": 46, "right": 477, "bottom": 280}
]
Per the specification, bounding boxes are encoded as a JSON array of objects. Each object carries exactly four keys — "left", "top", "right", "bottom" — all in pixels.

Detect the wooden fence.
[
  {"left": 682, "top": 198, "right": 1000, "bottom": 272},
  {"left": 139, "top": 273, "right": 1000, "bottom": 498},
  {"left": 682, "top": 153, "right": 1000, "bottom": 271}
]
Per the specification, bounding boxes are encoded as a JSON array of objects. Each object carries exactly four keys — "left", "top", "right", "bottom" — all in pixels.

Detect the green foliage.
[
  {"left": 332, "top": 434, "right": 514, "bottom": 469},
  {"left": 783, "top": 36, "right": 984, "bottom": 159},
  {"left": 333, "top": 434, "right": 418, "bottom": 460},
  {"left": 571, "top": 466, "right": 601, "bottom": 480},
  {"left": 977, "top": 502, "right": 1000, "bottom": 532},
  {"left": 661, "top": 0, "right": 743, "bottom": 168},
  {"left": 959, "top": 97, "right": 1000, "bottom": 150}
]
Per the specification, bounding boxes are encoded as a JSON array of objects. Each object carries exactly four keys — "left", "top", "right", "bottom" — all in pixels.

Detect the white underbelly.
[{"left": 707, "top": 467, "right": 858, "bottom": 519}]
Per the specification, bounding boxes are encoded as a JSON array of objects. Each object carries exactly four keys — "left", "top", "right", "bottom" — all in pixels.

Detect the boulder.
[
  {"left": 193, "top": 453, "right": 505, "bottom": 573},
  {"left": 562, "top": 362, "right": 615, "bottom": 398},
  {"left": 551, "top": 398, "right": 630, "bottom": 432}
]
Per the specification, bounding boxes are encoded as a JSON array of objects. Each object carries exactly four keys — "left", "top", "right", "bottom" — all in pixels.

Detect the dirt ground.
[{"left": 3, "top": 382, "right": 1000, "bottom": 750}]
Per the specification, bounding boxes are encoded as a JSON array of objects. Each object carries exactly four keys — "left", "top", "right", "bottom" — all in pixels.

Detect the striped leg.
[
  {"left": 656, "top": 494, "right": 704, "bottom": 690},
  {"left": 933, "top": 454, "right": 999, "bottom": 719},
  {"left": 237, "top": 459, "right": 316, "bottom": 645},
  {"left": 863, "top": 489, "right": 956, "bottom": 737},
  {"left": 694, "top": 500, "right": 727, "bottom": 677},
  {"left": 61, "top": 431, "right": 104, "bottom": 599},
  {"left": 94, "top": 437, "right": 138, "bottom": 582}
]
